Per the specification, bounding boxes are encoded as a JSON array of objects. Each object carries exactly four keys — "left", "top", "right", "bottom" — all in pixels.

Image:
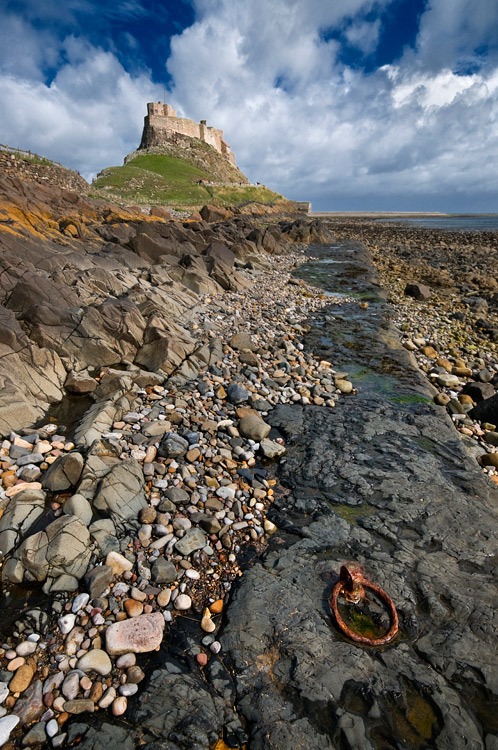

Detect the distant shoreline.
[{"left": 309, "top": 211, "right": 498, "bottom": 218}]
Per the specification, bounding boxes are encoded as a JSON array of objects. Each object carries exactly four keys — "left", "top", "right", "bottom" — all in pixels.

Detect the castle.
[{"left": 140, "top": 102, "right": 236, "bottom": 166}]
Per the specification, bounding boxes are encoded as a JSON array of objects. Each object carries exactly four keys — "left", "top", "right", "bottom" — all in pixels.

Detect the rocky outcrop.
[
  {"left": 3, "top": 514, "right": 91, "bottom": 585},
  {"left": 0, "top": 174, "right": 305, "bottom": 435},
  {"left": 0, "top": 149, "right": 89, "bottom": 192}
]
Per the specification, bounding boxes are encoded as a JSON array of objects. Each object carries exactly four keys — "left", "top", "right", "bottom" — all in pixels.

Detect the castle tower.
[{"left": 139, "top": 102, "right": 236, "bottom": 165}]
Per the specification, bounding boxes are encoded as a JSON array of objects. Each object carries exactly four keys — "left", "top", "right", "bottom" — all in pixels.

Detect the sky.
[{"left": 0, "top": 0, "right": 497, "bottom": 212}]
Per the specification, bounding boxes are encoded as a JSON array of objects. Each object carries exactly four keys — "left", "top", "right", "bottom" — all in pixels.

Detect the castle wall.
[{"left": 141, "top": 103, "right": 236, "bottom": 165}]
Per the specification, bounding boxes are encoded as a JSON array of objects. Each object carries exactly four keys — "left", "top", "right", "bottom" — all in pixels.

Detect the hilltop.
[
  {"left": 92, "top": 102, "right": 289, "bottom": 210},
  {"left": 92, "top": 146, "right": 285, "bottom": 209}
]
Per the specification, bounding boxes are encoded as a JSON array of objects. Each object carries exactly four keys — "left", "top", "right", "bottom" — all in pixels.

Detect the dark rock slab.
[
  {"left": 461, "top": 381, "right": 495, "bottom": 402},
  {"left": 219, "top": 241, "right": 498, "bottom": 750},
  {"left": 404, "top": 281, "right": 432, "bottom": 300},
  {"left": 469, "top": 392, "right": 498, "bottom": 423}
]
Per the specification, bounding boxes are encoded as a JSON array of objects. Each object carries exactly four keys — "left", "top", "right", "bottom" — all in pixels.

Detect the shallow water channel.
[{"left": 218, "top": 239, "right": 498, "bottom": 749}]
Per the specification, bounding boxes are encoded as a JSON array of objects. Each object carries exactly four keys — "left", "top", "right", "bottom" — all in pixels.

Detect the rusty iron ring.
[{"left": 330, "top": 564, "right": 399, "bottom": 646}]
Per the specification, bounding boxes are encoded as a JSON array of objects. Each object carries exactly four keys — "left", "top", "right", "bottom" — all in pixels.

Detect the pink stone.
[
  {"left": 112, "top": 696, "right": 127, "bottom": 716},
  {"left": 105, "top": 613, "right": 164, "bottom": 655}
]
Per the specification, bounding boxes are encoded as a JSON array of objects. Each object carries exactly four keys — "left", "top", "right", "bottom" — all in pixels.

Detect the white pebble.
[
  {"left": 58, "top": 614, "right": 76, "bottom": 635},
  {"left": 116, "top": 654, "right": 136, "bottom": 668},
  {"left": 72, "top": 593, "right": 90, "bottom": 613},
  {"left": 119, "top": 683, "right": 138, "bottom": 697},
  {"left": 16, "top": 641, "right": 37, "bottom": 656},
  {"left": 0, "top": 715, "right": 19, "bottom": 746},
  {"left": 46, "top": 718, "right": 59, "bottom": 738},
  {"left": 175, "top": 594, "right": 192, "bottom": 610}
]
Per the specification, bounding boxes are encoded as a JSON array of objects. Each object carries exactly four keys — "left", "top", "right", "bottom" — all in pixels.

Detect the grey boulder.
[
  {"left": 92, "top": 459, "right": 147, "bottom": 528},
  {"left": 157, "top": 433, "right": 189, "bottom": 459},
  {"left": 41, "top": 452, "right": 85, "bottom": 492},
  {"left": 0, "top": 489, "right": 46, "bottom": 557}
]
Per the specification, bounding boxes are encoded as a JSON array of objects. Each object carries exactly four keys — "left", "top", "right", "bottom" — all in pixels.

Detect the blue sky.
[{"left": 0, "top": 0, "right": 497, "bottom": 211}]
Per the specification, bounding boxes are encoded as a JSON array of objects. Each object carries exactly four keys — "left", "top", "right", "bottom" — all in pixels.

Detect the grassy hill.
[{"left": 92, "top": 140, "right": 287, "bottom": 209}]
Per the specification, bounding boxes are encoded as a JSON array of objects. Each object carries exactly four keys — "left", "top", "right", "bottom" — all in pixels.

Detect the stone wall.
[
  {"left": 140, "top": 103, "right": 236, "bottom": 166},
  {"left": 0, "top": 150, "right": 89, "bottom": 193}
]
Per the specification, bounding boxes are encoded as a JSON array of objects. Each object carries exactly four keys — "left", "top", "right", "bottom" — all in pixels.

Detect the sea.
[
  {"left": 377, "top": 215, "right": 498, "bottom": 231},
  {"left": 311, "top": 213, "right": 498, "bottom": 231}
]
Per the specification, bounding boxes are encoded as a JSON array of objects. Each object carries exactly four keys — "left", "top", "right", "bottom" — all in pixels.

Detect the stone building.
[{"left": 140, "top": 102, "right": 236, "bottom": 165}]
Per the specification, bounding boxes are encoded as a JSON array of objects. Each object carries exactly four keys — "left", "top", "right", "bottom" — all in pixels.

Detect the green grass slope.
[{"left": 92, "top": 149, "right": 287, "bottom": 209}]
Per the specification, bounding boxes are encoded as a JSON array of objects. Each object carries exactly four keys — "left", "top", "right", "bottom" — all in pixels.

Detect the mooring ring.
[{"left": 331, "top": 579, "right": 399, "bottom": 646}]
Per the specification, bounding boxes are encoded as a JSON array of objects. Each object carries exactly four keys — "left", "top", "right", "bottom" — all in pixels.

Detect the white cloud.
[
  {"left": 0, "top": 0, "right": 497, "bottom": 210},
  {"left": 0, "top": 15, "right": 60, "bottom": 81},
  {"left": 415, "top": 0, "right": 498, "bottom": 72},
  {"left": 344, "top": 19, "right": 381, "bottom": 55},
  {"left": 0, "top": 41, "right": 161, "bottom": 180},
  {"left": 165, "top": 0, "right": 498, "bottom": 210}
]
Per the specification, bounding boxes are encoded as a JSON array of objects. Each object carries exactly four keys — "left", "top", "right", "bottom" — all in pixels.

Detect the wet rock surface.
[
  {"left": 1, "top": 192, "right": 497, "bottom": 749},
  {"left": 220, "top": 242, "right": 498, "bottom": 749},
  {"left": 69, "top": 241, "right": 498, "bottom": 749}
]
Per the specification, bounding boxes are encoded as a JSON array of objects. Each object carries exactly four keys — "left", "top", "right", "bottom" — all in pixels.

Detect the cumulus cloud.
[
  {"left": 415, "top": 0, "right": 498, "bottom": 72},
  {"left": 344, "top": 19, "right": 381, "bottom": 55},
  {"left": 165, "top": 0, "right": 498, "bottom": 210},
  {"left": 0, "top": 0, "right": 497, "bottom": 210},
  {"left": 0, "top": 39, "right": 161, "bottom": 180}
]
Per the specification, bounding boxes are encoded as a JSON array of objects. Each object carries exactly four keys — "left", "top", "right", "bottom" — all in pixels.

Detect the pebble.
[
  {"left": 174, "top": 594, "right": 192, "bottom": 610},
  {"left": 15, "top": 641, "right": 36, "bottom": 657},
  {"left": 9, "top": 664, "right": 34, "bottom": 693},
  {"left": 111, "top": 696, "right": 127, "bottom": 716},
  {"left": 126, "top": 666, "right": 145, "bottom": 684},
  {"left": 77, "top": 649, "right": 112, "bottom": 676},
  {"left": 116, "top": 654, "right": 136, "bottom": 669},
  {"left": 119, "top": 683, "right": 138, "bottom": 697},
  {"left": 0, "top": 715, "right": 20, "bottom": 745},
  {"left": 80, "top": 676, "right": 92, "bottom": 691},
  {"left": 63, "top": 698, "right": 95, "bottom": 714},
  {"left": 71, "top": 593, "right": 90, "bottom": 613},
  {"left": 58, "top": 614, "right": 76, "bottom": 635},
  {"left": 105, "top": 613, "right": 165, "bottom": 655},
  {"left": 62, "top": 672, "right": 80, "bottom": 701},
  {"left": 7, "top": 656, "right": 25, "bottom": 672},
  {"left": 98, "top": 686, "right": 116, "bottom": 709},
  {"left": 201, "top": 614, "right": 216, "bottom": 633},
  {"left": 106, "top": 551, "right": 134, "bottom": 576},
  {"left": 46, "top": 718, "right": 59, "bottom": 737},
  {"left": 156, "top": 588, "right": 172, "bottom": 607},
  {"left": 209, "top": 599, "right": 224, "bottom": 614}
]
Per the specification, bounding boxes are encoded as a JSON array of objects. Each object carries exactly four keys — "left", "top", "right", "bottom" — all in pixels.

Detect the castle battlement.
[{"left": 140, "top": 102, "right": 236, "bottom": 166}]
